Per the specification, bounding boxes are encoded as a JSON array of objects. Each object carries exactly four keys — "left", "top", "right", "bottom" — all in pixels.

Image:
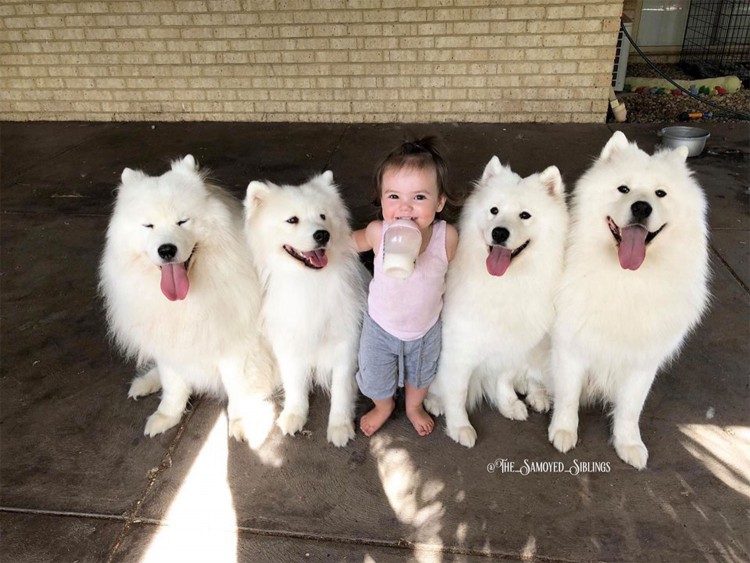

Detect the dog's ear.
[
  {"left": 539, "top": 165, "right": 563, "bottom": 198},
  {"left": 669, "top": 145, "right": 689, "bottom": 162},
  {"left": 481, "top": 156, "right": 503, "bottom": 182},
  {"left": 244, "top": 181, "right": 270, "bottom": 218},
  {"left": 313, "top": 170, "right": 340, "bottom": 197},
  {"left": 600, "top": 131, "right": 630, "bottom": 161},
  {"left": 121, "top": 167, "right": 146, "bottom": 185},
  {"left": 172, "top": 154, "right": 198, "bottom": 173}
]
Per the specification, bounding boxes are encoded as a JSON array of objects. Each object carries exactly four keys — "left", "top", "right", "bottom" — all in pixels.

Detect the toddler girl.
[{"left": 352, "top": 137, "right": 458, "bottom": 437}]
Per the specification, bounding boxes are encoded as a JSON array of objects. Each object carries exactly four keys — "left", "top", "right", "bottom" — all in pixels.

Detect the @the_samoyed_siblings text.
[{"left": 487, "top": 458, "right": 611, "bottom": 475}]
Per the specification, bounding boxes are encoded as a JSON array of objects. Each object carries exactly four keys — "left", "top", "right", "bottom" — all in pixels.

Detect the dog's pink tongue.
[
  {"left": 618, "top": 225, "right": 648, "bottom": 271},
  {"left": 304, "top": 250, "right": 328, "bottom": 268},
  {"left": 160, "top": 263, "right": 189, "bottom": 301},
  {"left": 486, "top": 245, "right": 512, "bottom": 276}
]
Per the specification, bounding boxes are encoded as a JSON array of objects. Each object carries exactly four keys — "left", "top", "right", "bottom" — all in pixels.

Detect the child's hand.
[{"left": 352, "top": 221, "right": 383, "bottom": 253}]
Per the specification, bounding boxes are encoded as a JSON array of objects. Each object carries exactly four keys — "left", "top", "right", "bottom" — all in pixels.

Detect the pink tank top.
[{"left": 368, "top": 220, "right": 448, "bottom": 341}]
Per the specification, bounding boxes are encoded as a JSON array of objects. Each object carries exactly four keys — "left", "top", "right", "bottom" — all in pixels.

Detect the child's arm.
[
  {"left": 445, "top": 223, "right": 459, "bottom": 262},
  {"left": 352, "top": 220, "right": 383, "bottom": 253}
]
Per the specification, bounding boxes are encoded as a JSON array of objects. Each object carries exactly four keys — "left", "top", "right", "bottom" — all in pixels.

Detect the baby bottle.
[{"left": 382, "top": 219, "right": 422, "bottom": 279}]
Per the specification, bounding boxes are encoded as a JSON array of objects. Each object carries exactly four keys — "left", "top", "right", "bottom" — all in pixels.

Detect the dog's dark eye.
[
  {"left": 519, "top": 211, "right": 531, "bottom": 220},
  {"left": 320, "top": 214, "right": 326, "bottom": 220},
  {"left": 143, "top": 224, "right": 154, "bottom": 229},
  {"left": 655, "top": 189, "right": 667, "bottom": 198},
  {"left": 490, "top": 207, "right": 498, "bottom": 215},
  {"left": 617, "top": 185, "right": 630, "bottom": 194},
  {"left": 177, "top": 219, "right": 189, "bottom": 226},
  {"left": 287, "top": 216, "right": 299, "bottom": 224}
]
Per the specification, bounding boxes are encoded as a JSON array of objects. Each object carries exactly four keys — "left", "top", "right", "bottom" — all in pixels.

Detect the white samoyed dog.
[
  {"left": 244, "top": 171, "right": 369, "bottom": 447},
  {"left": 548, "top": 131, "right": 710, "bottom": 469},
  {"left": 100, "top": 155, "right": 277, "bottom": 446},
  {"left": 425, "top": 157, "right": 568, "bottom": 447}
]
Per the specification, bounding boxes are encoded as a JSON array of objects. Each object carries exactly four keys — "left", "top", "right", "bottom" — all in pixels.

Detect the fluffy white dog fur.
[
  {"left": 548, "top": 131, "right": 710, "bottom": 469},
  {"left": 244, "top": 171, "right": 368, "bottom": 447},
  {"left": 425, "top": 157, "right": 568, "bottom": 447},
  {"left": 100, "top": 155, "right": 277, "bottom": 446}
]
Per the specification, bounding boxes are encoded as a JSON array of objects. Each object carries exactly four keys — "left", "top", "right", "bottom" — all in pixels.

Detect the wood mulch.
[{"left": 611, "top": 63, "right": 750, "bottom": 124}]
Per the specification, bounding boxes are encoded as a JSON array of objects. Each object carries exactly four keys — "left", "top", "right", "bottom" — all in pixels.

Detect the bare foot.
[
  {"left": 406, "top": 404, "right": 434, "bottom": 436},
  {"left": 360, "top": 399, "right": 395, "bottom": 437}
]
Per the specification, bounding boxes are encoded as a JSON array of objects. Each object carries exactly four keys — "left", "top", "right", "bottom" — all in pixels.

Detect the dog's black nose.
[
  {"left": 492, "top": 227, "right": 510, "bottom": 244},
  {"left": 313, "top": 230, "right": 330, "bottom": 245},
  {"left": 158, "top": 244, "right": 178, "bottom": 260},
  {"left": 631, "top": 201, "right": 652, "bottom": 220}
]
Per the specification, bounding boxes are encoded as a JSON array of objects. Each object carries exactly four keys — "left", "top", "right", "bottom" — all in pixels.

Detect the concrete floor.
[{"left": 1, "top": 121, "right": 748, "bottom": 562}]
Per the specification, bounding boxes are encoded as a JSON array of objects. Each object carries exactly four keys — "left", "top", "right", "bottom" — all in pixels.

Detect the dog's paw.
[
  {"left": 549, "top": 427, "right": 577, "bottom": 453},
  {"left": 500, "top": 399, "right": 528, "bottom": 421},
  {"left": 615, "top": 440, "right": 649, "bottom": 470},
  {"left": 144, "top": 411, "right": 181, "bottom": 437},
  {"left": 129, "top": 374, "right": 161, "bottom": 399},
  {"left": 229, "top": 399, "right": 276, "bottom": 448},
  {"left": 525, "top": 390, "right": 551, "bottom": 413},
  {"left": 327, "top": 421, "right": 355, "bottom": 447},
  {"left": 277, "top": 409, "right": 306, "bottom": 436},
  {"left": 447, "top": 424, "right": 477, "bottom": 448},
  {"left": 423, "top": 394, "right": 444, "bottom": 416}
]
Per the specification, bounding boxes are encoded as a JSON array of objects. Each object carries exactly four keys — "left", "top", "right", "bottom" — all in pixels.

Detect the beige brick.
[
  {"left": 315, "top": 50, "right": 349, "bottom": 63},
  {"left": 542, "top": 34, "right": 579, "bottom": 47},
  {"left": 470, "top": 35, "right": 506, "bottom": 48},
  {"left": 602, "top": 18, "right": 621, "bottom": 32},
  {"left": 454, "top": 21, "right": 490, "bottom": 35},
  {"left": 526, "top": 47, "right": 566, "bottom": 61},
  {"left": 361, "top": 10, "right": 399, "bottom": 23},
  {"left": 208, "top": 0, "right": 242, "bottom": 10},
  {"left": 507, "top": 35, "right": 544, "bottom": 48},
  {"left": 435, "top": 36, "right": 471, "bottom": 49},
  {"left": 399, "top": 37, "right": 434, "bottom": 49},
  {"left": 488, "top": 48, "right": 525, "bottom": 61},
  {"left": 564, "top": 19, "right": 602, "bottom": 33},
  {"left": 585, "top": 4, "right": 622, "bottom": 18},
  {"left": 507, "top": 7, "right": 545, "bottom": 20},
  {"left": 527, "top": 20, "right": 564, "bottom": 34},
  {"left": 434, "top": 8, "right": 470, "bottom": 21},
  {"left": 546, "top": 5, "right": 584, "bottom": 19},
  {"left": 489, "top": 21, "right": 527, "bottom": 34}
]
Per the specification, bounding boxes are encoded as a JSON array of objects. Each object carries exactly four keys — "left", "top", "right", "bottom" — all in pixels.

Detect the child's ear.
[{"left": 437, "top": 193, "right": 447, "bottom": 213}]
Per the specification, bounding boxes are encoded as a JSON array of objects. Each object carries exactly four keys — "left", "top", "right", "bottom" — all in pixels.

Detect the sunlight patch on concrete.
[
  {"left": 370, "top": 435, "right": 446, "bottom": 562},
  {"left": 679, "top": 423, "right": 750, "bottom": 499},
  {"left": 140, "top": 413, "right": 238, "bottom": 563}
]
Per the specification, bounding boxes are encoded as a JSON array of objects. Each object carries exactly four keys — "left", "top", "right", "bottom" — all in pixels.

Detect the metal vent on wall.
[{"left": 612, "top": 18, "right": 633, "bottom": 91}]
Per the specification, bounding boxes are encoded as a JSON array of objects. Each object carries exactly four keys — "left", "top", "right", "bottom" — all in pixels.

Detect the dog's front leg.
[
  {"left": 612, "top": 368, "right": 656, "bottom": 469},
  {"left": 143, "top": 363, "right": 190, "bottom": 437},
  {"left": 326, "top": 353, "right": 357, "bottom": 447},
  {"left": 440, "top": 359, "right": 477, "bottom": 447},
  {"left": 220, "top": 355, "right": 276, "bottom": 449},
  {"left": 276, "top": 355, "right": 310, "bottom": 437},
  {"left": 547, "top": 346, "right": 585, "bottom": 453},
  {"left": 494, "top": 370, "right": 528, "bottom": 421}
]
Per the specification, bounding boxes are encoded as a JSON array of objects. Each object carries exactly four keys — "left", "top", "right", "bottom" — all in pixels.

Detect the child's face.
[{"left": 380, "top": 165, "right": 445, "bottom": 231}]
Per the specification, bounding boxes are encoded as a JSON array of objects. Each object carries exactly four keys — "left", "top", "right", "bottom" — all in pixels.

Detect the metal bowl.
[{"left": 658, "top": 126, "right": 710, "bottom": 157}]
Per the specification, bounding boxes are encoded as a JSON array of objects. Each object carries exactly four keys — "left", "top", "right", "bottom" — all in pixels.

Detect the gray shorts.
[{"left": 356, "top": 312, "right": 442, "bottom": 401}]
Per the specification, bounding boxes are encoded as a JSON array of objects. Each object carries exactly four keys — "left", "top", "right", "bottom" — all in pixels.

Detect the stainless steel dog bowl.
[{"left": 658, "top": 126, "right": 710, "bottom": 157}]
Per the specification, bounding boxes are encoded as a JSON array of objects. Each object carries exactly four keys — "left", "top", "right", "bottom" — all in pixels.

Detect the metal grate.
[
  {"left": 680, "top": 0, "right": 750, "bottom": 81},
  {"left": 612, "top": 19, "right": 632, "bottom": 91}
]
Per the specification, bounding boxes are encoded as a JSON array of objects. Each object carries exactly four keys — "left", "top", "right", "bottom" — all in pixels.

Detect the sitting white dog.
[
  {"left": 100, "top": 155, "right": 277, "bottom": 446},
  {"left": 244, "top": 171, "right": 369, "bottom": 447},
  {"left": 548, "top": 132, "right": 710, "bottom": 469},
  {"left": 426, "top": 157, "right": 568, "bottom": 447}
]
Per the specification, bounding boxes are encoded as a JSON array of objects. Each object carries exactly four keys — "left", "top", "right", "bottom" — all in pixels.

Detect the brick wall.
[{"left": 0, "top": 0, "right": 624, "bottom": 123}]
